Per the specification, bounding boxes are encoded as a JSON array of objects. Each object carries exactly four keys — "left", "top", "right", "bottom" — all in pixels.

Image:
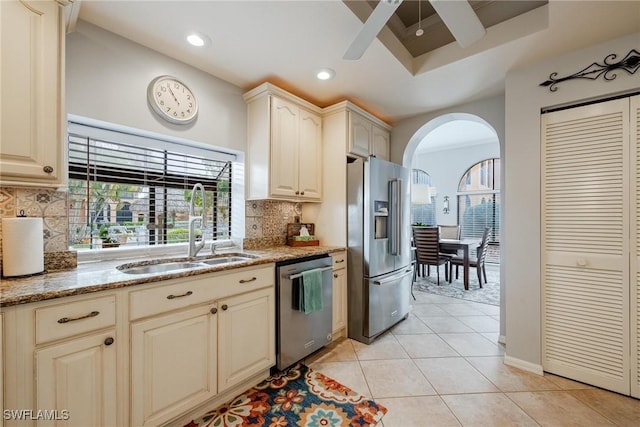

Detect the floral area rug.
[
  {"left": 413, "top": 262, "right": 501, "bottom": 306},
  {"left": 184, "top": 363, "right": 387, "bottom": 427}
]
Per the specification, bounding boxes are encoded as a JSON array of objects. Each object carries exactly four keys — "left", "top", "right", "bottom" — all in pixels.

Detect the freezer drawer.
[{"left": 364, "top": 267, "right": 413, "bottom": 338}]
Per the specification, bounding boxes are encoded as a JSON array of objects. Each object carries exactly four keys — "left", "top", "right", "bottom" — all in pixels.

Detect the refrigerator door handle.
[
  {"left": 389, "top": 179, "right": 397, "bottom": 255},
  {"left": 389, "top": 178, "right": 402, "bottom": 256},
  {"left": 373, "top": 268, "right": 413, "bottom": 285}
]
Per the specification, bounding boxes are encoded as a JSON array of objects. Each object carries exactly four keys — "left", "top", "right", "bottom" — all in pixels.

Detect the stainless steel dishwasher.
[{"left": 276, "top": 254, "right": 333, "bottom": 370}]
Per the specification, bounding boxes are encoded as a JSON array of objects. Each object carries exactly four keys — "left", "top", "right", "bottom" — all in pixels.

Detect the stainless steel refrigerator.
[{"left": 347, "top": 156, "right": 413, "bottom": 344}]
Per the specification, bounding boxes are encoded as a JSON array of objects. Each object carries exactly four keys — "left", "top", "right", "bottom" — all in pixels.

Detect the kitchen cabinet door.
[
  {"left": 349, "top": 112, "right": 372, "bottom": 158},
  {"left": 269, "top": 96, "right": 300, "bottom": 199},
  {"left": 0, "top": 0, "right": 65, "bottom": 186},
  {"left": 218, "top": 287, "right": 275, "bottom": 392},
  {"left": 130, "top": 304, "right": 218, "bottom": 427},
  {"left": 297, "top": 109, "right": 322, "bottom": 201},
  {"left": 371, "top": 123, "right": 390, "bottom": 161},
  {"left": 35, "top": 330, "right": 117, "bottom": 427}
]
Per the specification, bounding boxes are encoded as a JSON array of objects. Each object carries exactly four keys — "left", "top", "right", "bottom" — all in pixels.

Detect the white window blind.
[
  {"left": 457, "top": 158, "right": 500, "bottom": 242},
  {"left": 67, "top": 122, "right": 234, "bottom": 251}
]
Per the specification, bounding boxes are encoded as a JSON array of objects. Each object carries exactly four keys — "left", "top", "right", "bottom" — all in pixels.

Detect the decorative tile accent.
[
  {"left": 0, "top": 188, "right": 16, "bottom": 217},
  {"left": 1, "top": 186, "right": 75, "bottom": 271},
  {"left": 245, "top": 200, "right": 264, "bottom": 217},
  {"left": 245, "top": 216, "right": 263, "bottom": 239}
]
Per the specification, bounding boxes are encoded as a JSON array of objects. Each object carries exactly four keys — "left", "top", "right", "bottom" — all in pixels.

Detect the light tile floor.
[{"left": 305, "top": 291, "right": 640, "bottom": 426}]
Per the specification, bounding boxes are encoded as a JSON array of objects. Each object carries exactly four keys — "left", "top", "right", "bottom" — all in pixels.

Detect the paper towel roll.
[{"left": 2, "top": 217, "right": 44, "bottom": 277}]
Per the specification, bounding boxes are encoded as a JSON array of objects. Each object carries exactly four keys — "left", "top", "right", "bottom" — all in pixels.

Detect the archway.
[{"left": 403, "top": 112, "right": 505, "bottom": 343}]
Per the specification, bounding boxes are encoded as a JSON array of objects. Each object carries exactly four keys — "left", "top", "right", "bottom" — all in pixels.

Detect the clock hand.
[{"left": 167, "top": 84, "right": 180, "bottom": 105}]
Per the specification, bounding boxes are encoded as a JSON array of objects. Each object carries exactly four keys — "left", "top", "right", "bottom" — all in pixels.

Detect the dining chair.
[
  {"left": 438, "top": 224, "right": 461, "bottom": 256},
  {"left": 449, "top": 227, "right": 491, "bottom": 288},
  {"left": 412, "top": 226, "right": 451, "bottom": 285}
]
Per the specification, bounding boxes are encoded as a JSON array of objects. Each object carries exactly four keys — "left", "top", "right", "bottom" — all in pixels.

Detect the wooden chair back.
[
  {"left": 412, "top": 226, "right": 444, "bottom": 265},
  {"left": 476, "top": 227, "right": 491, "bottom": 264}
]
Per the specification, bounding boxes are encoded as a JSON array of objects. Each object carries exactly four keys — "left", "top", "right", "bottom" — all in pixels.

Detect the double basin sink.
[{"left": 117, "top": 253, "right": 259, "bottom": 275}]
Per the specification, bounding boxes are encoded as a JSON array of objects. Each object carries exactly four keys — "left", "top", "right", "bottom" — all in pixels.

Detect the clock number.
[
  {"left": 173, "top": 111, "right": 178, "bottom": 117},
  {"left": 160, "top": 100, "right": 165, "bottom": 106},
  {"left": 166, "top": 107, "right": 171, "bottom": 112},
  {"left": 160, "top": 86, "right": 166, "bottom": 92},
  {"left": 187, "top": 95, "right": 191, "bottom": 100}
]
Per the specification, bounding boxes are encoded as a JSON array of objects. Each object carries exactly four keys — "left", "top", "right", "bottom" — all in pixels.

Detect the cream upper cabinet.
[
  {"left": 244, "top": 83, "right": 322, "bottom": 202},
  {"left": 348, "top": 110, "right": 390, "bottom": 161},
  {"left": 0, "top": 0, "right": 67, "bottom": 187},
  {"left": 371, "top": 123, "right": 391, "bottom": 160},
  {"left": 218, "top": 286, "right": 275, "bottom": 392}
]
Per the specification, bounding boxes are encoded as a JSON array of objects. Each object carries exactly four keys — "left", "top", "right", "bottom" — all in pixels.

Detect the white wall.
[
  {"left": 412, "top": 141, "right": 500, "bottom": 225},
  {"left": 504, "top": 32, "right": 639, "bottom": 369},
  {"left": 66, "top": 21, "right": 247, "bottom": 153}
]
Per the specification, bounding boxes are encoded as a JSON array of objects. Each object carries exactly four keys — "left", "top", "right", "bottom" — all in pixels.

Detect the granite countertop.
[{"left": 0, "top": 245, "right": 345, "bottom": 308}]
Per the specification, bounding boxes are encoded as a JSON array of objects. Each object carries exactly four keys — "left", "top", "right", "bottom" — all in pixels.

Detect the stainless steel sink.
[
  {"left": 200, "top": 256, "right": 255, "bottom": 265},
  {"left": 117, "top": 252, "right": 259, "bottom": 275},
  {"left": 118, "top": 261, "right": 207, "bottom": 275}
]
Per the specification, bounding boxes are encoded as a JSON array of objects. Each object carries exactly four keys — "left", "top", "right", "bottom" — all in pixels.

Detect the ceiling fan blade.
[
  {"left": 429, "top": 0, "right": 486, "bottom": 48},
  {"left": 344, "top": 0, "right": 403, "bottom": 60}
]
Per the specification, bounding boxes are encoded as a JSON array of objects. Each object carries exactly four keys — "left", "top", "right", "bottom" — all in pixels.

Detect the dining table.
[{"left": 439, "top": 238, "right": 482, "bottom": 290}]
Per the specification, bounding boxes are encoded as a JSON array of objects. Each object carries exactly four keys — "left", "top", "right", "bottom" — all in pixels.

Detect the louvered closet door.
[
  {"left": 542, "top": 98, "right": 631, "bottom": 395},
  {"left": 632, "top": 94, "right": 640, "bottom": 398}
]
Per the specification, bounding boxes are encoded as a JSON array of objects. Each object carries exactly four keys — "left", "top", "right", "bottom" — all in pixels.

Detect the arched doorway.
[{"left": 404, "top": 112, "right": 504, "bottom": 342}]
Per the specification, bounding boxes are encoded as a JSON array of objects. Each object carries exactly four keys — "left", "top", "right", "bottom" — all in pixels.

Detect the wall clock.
[{"left": 147, "top": 75, "right": 198, "bottom": 124}]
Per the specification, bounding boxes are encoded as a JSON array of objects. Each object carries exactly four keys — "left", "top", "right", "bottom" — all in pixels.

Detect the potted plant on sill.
[{"left": 99, "top": 225, "right": 120, "bottom": 248}]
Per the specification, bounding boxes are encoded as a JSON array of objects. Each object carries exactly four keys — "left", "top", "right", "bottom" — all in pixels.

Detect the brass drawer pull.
[
  {"left": 167, "top": 291, "right": 193, "bottom": 300},
  {"left": 334, "top": 273, "right": 338, "bottom": 278},
  {"left": 58, "top": 311, "right": 100, "bottom": 324},
  {"left": 335, "top": 259, "right": 345, "bottom": 264},
  {"left": 239, "top": 277, "right": 257, "bottom": 284}
]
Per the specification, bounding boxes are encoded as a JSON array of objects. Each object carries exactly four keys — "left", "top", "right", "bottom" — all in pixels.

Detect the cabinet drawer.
[
  {"left": 332, "top": 251, "right": 347, "bottom": 269},
  {"left": 129, "top": 265, "right": 275, "bottom": 320},
  {"left": 35, "top": 295, "right": 116, "bottom": 344},
  {"left": 130, "top": 276, "right": 219, "bottom": 321}
]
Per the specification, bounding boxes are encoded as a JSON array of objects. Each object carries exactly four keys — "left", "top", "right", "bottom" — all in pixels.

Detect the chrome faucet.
[{"left": 188, "top": 183, "right": 206, "bottom": 258}]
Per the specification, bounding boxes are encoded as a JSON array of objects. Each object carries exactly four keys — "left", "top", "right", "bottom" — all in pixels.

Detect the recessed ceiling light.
[
  {"left": 187, "top": 32, "right": 210, "bottom": 47},
  {"left": 316, "top": 68, "right": 335, "bottom": 80}
]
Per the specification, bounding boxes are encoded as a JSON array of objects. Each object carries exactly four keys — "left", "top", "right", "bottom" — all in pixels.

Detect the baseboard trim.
[{"left": 503, "top": 354, "right": 544, "bottom": 376}]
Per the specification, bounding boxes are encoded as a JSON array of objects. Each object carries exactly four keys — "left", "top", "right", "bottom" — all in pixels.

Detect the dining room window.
[
  {"left": 67, "top": 120, "right": 235, "bottom": 251},
  {"left": 411, "top": 169, "right": 436, "bottom": 225},
  {"left": 457, "top": 158, "right": 500, "bottom": 243}
]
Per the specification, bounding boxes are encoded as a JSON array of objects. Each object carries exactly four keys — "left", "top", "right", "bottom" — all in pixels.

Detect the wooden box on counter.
[{"left": 286, "top": 223, "right": 319, "bottom": 247}]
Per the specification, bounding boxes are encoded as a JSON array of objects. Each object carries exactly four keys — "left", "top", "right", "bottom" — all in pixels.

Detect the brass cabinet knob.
[
  {"left": 222, "top": 304, "right": 228, "bottom": 311},
  {"left": 43, "top": 165, "right": 54, "bottom": 174},
  {"left": 104, "top": 337, "right": 114, "bottom": 346}
]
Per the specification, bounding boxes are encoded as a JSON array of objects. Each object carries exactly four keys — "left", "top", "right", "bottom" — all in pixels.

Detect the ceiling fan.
[{"left": 343, "top": 0, "right": 486, "bottom": 60}]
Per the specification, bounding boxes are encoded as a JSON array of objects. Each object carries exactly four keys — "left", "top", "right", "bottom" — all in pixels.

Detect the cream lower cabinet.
[
  {"left": 130, "top": 304, "right": 218, "bottom": 427},
  {"left": 331, "top": 251, "right": 348, "bottom": 337},
  {"left": 36, "top": 330, "right": 117, "bottom": 427},
  {"left": 218, "top": 287, "right": 275, "bottom": 392}
]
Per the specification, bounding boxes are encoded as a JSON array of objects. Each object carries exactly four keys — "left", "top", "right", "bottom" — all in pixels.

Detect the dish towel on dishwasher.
[{"left": 300, "top": 268, "right": 323, "bottom": 314}]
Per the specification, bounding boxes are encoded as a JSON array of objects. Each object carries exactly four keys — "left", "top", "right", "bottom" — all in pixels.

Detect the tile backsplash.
[
  {"left": 0, "top": 186, "right": 304, "bottom": 272},
  {"left": 0, "top": 186, "right": 75, "bottom": 274},
  {"left": 243, "top": 200, "right": 302, "bottom": 249}
]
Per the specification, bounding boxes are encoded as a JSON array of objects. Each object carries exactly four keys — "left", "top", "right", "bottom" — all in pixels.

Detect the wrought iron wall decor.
[{"left": 540, "top": 49, "right": 639, "bottom": 92}]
